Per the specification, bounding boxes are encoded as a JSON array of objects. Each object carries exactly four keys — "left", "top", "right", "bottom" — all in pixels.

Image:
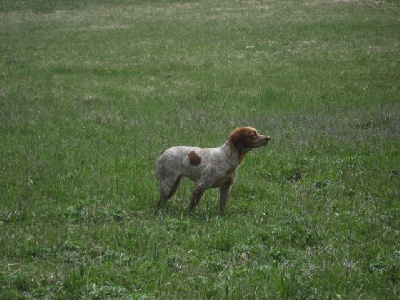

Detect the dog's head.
[{"left": 228, "top": 127, "right": 270, "bottom": 151}]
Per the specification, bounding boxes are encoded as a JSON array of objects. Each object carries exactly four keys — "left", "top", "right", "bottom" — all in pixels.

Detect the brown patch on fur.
[{"left": 188, "top": 151, "right": 201, "bottom": 166}]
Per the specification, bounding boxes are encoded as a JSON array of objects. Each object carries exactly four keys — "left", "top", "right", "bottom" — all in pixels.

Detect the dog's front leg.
[{"left": 219, "top": 183, "right": 232, "bottom": 215}]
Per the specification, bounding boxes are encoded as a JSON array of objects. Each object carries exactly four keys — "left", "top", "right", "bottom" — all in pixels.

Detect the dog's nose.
[{"left": 266, "top": 136, "right": 271, "bottom": 141}]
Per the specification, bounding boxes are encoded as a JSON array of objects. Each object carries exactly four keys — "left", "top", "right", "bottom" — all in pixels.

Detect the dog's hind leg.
[
  {"left": 188, "top": 178, "right": 214, "bottom": 212},
  {"left": 188, "top": 185, "right": 206, "bottom": 212},
  {"left": 157, "top": 175, "right": 181, "bottom": 208}
]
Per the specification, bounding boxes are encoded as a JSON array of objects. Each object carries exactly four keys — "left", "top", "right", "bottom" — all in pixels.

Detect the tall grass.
[{"left": 1, "top": 0, "right": 399, "bottom": 298}]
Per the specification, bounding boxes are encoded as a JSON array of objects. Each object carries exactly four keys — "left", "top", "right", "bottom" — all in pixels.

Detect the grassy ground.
[{"left": 1, "top": 0, "right": 399, "bottom": 298}]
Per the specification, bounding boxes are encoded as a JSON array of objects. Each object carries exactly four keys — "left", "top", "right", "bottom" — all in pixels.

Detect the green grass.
[{"left": 1, "top": 0, "right": 399, "bottom": 298}]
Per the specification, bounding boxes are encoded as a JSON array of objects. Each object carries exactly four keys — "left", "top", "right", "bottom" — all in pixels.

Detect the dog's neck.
[{"left": 224, "top": 140, "right": 251, "bottom": 165}]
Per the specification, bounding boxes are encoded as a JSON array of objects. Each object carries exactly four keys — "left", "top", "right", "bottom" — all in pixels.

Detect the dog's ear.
[{"left": 228, "top": 127, "right": 248, "bottom": 150}]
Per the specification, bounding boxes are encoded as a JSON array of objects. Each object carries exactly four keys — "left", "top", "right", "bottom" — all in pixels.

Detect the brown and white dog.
[{"left": 156, "top": 127, "right": 270, "bottom": 214}]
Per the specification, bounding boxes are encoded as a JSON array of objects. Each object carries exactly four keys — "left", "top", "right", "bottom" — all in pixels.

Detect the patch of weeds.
[
  {"left": 136, "top": 294, "right": 156, "bottom": 300},
  {"left": 1, "top": 209, "right": 29, "bottom": 224},
  {"left": 63, "top": 204, "right": 129, "bottom": 224},
  {"left": 282, "top": 165, "right": 303, "bottom": 182},
  {"left": 163, "top": 217, "right": 190, "bottom": 232},
  {"left": 184, "top": 276, "right": 209, "bottom": 297},
  {"left": 64, "top": 205, "right": 90, "bottom": 224},
  {"left": 63, "top": 269, "right": 87, "bottom": 297},
  {"left": 313, "top": 179, "right": 342, "bottom": 196},
  {"left": 213, "top": 235, "right": 235, "bottom": 252},
  {"left": 369, "top": 260, "right": 387, "bottom": 274},
  {"left": 314, "top": 180, "right": 331, "bottom": 189},
  {"left": 61, "top": 240, "right": 80, "bottom": 252},
  {"left": 0, "top": 289, "right": 19, "bottom": 300},
  {"left": 101, "top": 249, "right": 132, "bottom": 266},
  {"left": 369, "top": 251, "right": 400, "bottom": 285},
  {"left": 230, "top": 197, "right": 256, "bottom": 213},
  {"left": 279, "top": 157, "right": 317, "bottom": 183},
  {"left": 87, "top": 283, "right": 133, "bottom": 299},
  {"left": 62, "top": 251, "right": 88, "bottom": 265},
  {"left": 269, "top": 248, "right": 289, "bottom": 263},
  {"left": 56, "top": 241, "right": 90, "bottom": 267},
  {"left": 385, "top": 208, "right": 400, "bottom": 228},
  {"left": 165, "top": 255, "right": 184, "bottom": 272},
  {"left": 9, "top": 273, "right": 32, "bottom": 292},
  {"left": 283, "top": 213, "right": 321, "bottom": 249},
  {"left": 258, "top": 225, "right": 288, "bottom": 244},
  {"left": 231, "top": 243, "right": 253, "bottom": 259},
  {"left": 390, "top": 170, "right": 400, "bottom": 179},
  {"left": 344, "top": 188, "right": 356, "bottom": 197},
  {"left": 200, "top": 251, "right": 227, "bottom": 273},
  {"left": 102, "top": 207, "right": 129, "bottom": 222},
  {"left": 277, "top": 266, "right": 298, "bottom": 299},
  {"left": 255, "top": 228, "right": 290, "bottom": 262},
  {"left": 277, "top": 265, "right": 322, "bottom": 300},
  {"left": 355, "top": 114, "right": 393, "bottom": 130},
  {"left": 24, "top": 243, "right": 56, "bottom": 260}
]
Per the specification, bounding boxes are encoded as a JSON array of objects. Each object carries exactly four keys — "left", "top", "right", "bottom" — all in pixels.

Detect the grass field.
[{"left": 1, "top": 0, "right": 399, "bottom": 298}]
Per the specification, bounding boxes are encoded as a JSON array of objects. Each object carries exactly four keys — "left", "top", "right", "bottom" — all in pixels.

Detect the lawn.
[{"left": 0, "top": 0, "right": 399, "bottom": 298}]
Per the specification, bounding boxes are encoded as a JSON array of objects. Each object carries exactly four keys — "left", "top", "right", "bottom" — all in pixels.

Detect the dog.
[{"left": 156, "top": 127, "right": 270, "bottom": 214}]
